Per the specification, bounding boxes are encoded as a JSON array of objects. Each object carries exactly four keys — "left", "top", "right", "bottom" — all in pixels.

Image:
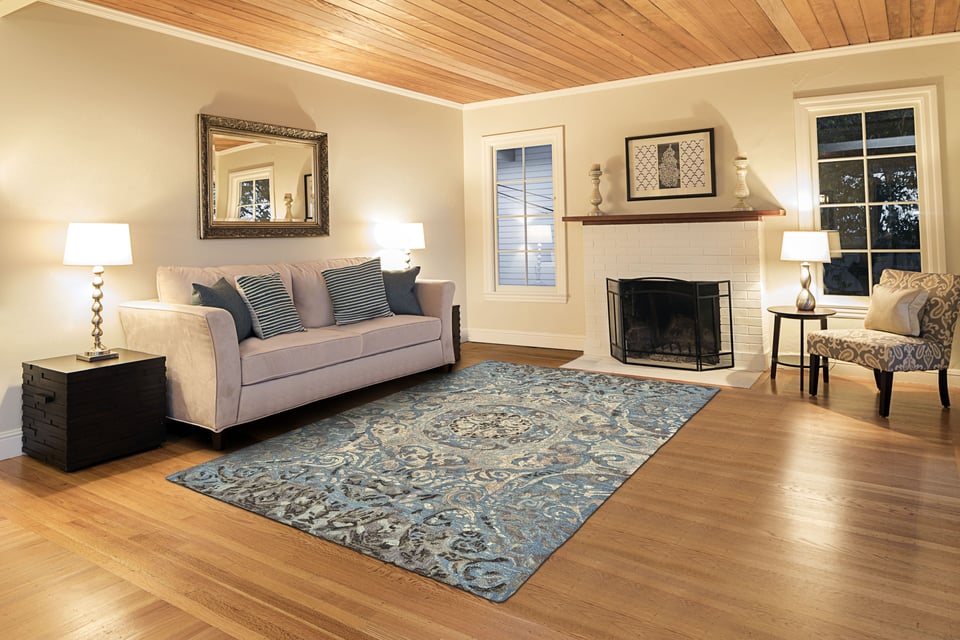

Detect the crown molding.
[{"left": 0, "top": 0, "right": 33, "bottom": 16}]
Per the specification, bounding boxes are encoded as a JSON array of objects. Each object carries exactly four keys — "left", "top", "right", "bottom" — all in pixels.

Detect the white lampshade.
[
  {"left": 375, "top": 222, "right": 425, "bottom": 250},
  {"left": 825, "top": 229, "right": 842, "bottom": 258},
  {"left": 63, "top": 223, "right": 133, "bottom": 266},
  {"left": 780, "top": 231, "right": 831, "bottom": 263},
  {"left": 396, "top": 222, "right": 425, "bottom": 250}
]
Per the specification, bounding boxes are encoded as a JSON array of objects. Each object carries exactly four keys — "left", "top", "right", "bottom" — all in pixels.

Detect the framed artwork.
[
  {"left": 304, "top": 173, "right": 315, "bottom": 221},
  {"left": 625, "top": 128, "right": 716, "bottom": 201}
]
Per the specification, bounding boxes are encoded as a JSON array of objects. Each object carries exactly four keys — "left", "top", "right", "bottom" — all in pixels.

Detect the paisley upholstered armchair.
[{"left": 807, "top": 269, "right": 960, "bottom": 417}]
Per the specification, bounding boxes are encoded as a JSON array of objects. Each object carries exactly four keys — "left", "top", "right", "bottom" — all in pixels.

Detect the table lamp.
[
  {"left": 780, "top": 230, "right": 831, "bottom": 311},
  {"left": 375, "top": 222, "right": 425, "bottom": 267},
  {"left": 63, "top": 223, "right": 133, "bottom": 361}
]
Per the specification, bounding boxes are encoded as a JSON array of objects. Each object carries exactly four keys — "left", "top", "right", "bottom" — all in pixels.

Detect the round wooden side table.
[{"left": 767, "top": 306, "right": 837, "bottom": 391}]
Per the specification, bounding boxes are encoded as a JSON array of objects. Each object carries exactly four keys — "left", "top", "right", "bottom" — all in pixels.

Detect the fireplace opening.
[{"left": 607, "top": 277, "right": 734, "bottom": 371}]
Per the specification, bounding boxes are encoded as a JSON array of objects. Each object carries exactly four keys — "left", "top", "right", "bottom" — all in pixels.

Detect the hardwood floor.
[{"left": 1, "top": 342, "right": 958, "bottom": 639}]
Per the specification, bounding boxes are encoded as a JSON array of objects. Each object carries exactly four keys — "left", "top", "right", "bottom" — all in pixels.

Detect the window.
[
  {"left": 228, "top": 166, "right": 276, "bottom": 221},
  {"left": 795, "top": 87, "right": 945, "bottom": 315},
  {"left": 482, "top": 127, "right": 567, "bottom": 302}
]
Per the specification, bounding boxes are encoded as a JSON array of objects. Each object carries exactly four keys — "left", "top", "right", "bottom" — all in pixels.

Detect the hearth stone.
[{"left": 607, "top": 277, "right": 734, "bottom": 371}]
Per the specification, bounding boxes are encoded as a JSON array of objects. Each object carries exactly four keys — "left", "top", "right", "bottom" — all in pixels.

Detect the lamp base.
[
  {"left": 795, "top": 261, "right": 817, "bottom": 311},
  {"left": 77, "top": 349, "right": 120, "bottom": 362},
  {"left": 795, "top": 288, "right": 817, "bottom": 311}
]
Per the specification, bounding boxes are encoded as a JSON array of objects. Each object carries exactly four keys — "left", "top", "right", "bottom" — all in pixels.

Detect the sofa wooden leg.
[
  {"left": 808, "top": 354, "right": 820, "bottom": 396},
  {"left": 878, "top": 371, "right": 894, "bottom": 417},
  {"left": 211, "top": 431, "right": 224, "bottom": 450},
  {"left": 939, "top": 369, "right": 950, "bottom": 408}
]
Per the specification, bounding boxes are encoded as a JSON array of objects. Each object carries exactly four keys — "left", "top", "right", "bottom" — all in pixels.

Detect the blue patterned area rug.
[{"left": 167, "top": 361, "right": 719, "bottom": 602}]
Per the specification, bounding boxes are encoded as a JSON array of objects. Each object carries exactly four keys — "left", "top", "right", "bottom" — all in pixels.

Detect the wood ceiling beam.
[
  {"left": 859, "top": 0, "right": 892, "bottom": 41},
  {"left": 932, "top": 0, "right": 960, "bottom": 33},
  {"left": 832, "top": 0, "right": 870, "bottom": 43}
]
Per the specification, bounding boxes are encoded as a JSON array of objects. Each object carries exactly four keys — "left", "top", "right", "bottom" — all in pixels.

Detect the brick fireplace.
[{"left": 567, "top": 211, "right": 783, "bottom": 372}]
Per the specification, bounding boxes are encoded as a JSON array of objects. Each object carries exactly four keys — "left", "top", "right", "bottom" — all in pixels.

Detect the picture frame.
[
  {"left": 304, "top": 173, "right": 315, "bottom": 221},
  {"left": 625, "top": 128, "right": 716, "bottom": 201}
]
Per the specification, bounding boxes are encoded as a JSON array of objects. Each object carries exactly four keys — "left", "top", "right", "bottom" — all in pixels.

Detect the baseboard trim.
[
  {"left": 464, "top": 328, "right": 584, "bottom": 352},
  {"left": 0, "top": 427, "right": 22, "bottom": 461}
]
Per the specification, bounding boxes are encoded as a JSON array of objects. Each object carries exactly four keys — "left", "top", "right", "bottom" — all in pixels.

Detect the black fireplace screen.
[{"left": 607, "top": 277, "right": 734, "bottom": 371}]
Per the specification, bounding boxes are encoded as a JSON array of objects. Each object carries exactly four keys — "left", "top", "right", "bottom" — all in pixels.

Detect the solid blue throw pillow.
[
  {"left": 191, "top": 277, "right": 254, "bottom": 341},
  {"left": 382, "top": 266, "right": 423, "bottom": 315}
]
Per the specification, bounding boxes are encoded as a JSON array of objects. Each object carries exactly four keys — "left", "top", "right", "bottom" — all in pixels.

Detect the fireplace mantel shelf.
[{"left": 562, "top": 209, "right": 785, "bottom": 225}]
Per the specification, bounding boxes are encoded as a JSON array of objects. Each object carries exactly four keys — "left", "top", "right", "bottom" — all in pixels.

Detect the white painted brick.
[
  {"left": 715, "top": 255, "right": 747, "bottom": 266},
  {"left": 703, "top": 246, "right": 733, "bottom": 256}
]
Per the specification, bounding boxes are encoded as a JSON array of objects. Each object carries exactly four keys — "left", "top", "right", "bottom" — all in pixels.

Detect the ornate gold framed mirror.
[{"left": 198, "top": 114, "right": 329, "bottom": 239}]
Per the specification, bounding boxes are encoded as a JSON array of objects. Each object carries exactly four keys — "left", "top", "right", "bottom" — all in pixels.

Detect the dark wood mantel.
[{"left": 562, "top": 209, "right": 785, "bottom": 225}]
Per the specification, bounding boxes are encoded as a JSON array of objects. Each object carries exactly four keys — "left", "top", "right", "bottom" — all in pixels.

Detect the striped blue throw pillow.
[
  {"left": 321, "top": 258, "right": 395, "bottom": 325},
  {"left": 235, "top": 273, "right": 305, "bottom": 339}
]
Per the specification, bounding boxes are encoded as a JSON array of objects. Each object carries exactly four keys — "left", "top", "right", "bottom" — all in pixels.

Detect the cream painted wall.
[
  {"left": 462, "top": 40, "right": 960, "bottom": 356},
  {"left": 0, "top": 4, "right": 465, "bottom": 457}
]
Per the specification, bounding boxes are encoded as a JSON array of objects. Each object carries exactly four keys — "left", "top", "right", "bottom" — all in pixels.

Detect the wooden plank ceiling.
[{"left": 82, "top": 0, "right": 960, "bottom": 104}]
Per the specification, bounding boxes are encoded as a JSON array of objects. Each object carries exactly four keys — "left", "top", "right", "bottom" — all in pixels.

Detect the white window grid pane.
[
  {"left": 816, "top": 107, "right": 921, "bottom": 290},
  {"left": 494, "top": 143, "right": 555, "bottom": 287}
]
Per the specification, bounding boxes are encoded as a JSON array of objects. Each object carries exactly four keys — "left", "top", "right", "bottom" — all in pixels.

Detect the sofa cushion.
[
  {"left": 191, "top": 277, "right": 253, "bottom": 341},
  {"left": 863, "top": 284, "right": 929, "bottom": 337},
  {"left": 382, "top": 266, "right": 424, "bottom": 315},
  {"left": 322, "top": 258, "right": 395, "bottom": 325},
  {"left": 289, "top": 257, "right": 372, "bottom": 327},
  {"left": 238, "top": 328, "right": 363, "bottom": 385},
  {"left": 334, "top": 314, "right": 441, "bottom": 357},
  {"left": 235, "top": 273, "right": 306, "bottom": 339},
  {"left": 158, "top": 263, "right": 293, "bottom": 305}
]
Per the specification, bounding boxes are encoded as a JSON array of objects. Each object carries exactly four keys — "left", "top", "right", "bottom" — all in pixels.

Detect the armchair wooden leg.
[
  {"left": 878, "top": 371, "right": 894, "bottom": 417},
  {"left": 939, "top": 369, "right": 950, "bottom": 408},
  {"left": 809, "top": 354, "right": 820, "bottom": 396},
  {"left": 873, "top": 368, "right": 882, "bottom": 390}
]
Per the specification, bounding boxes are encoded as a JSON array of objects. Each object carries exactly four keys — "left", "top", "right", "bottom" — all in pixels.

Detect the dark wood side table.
[
  {"left": 767, "top": 306, "right": 836, "bottom": 391},
  {"left": 21, "top": 349, "right": 166, "bottom": 471}
]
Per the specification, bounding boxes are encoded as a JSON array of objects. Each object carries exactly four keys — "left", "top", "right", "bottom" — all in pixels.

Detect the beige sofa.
[{"left": 118, "top": 258, "right": 455, "bottom": 445}]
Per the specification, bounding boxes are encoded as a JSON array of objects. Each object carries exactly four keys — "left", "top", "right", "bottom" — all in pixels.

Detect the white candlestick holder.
[
  {"left": 589, "top": 163, "right": 603, "bottom": 215},
  {"left": 733, "top": 155, "right": 753, "bottom": 211}
]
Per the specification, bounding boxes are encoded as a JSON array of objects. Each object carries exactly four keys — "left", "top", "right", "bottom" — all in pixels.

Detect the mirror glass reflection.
[{"left": 198, "top": 114, "right": 329, "bottom": 238}]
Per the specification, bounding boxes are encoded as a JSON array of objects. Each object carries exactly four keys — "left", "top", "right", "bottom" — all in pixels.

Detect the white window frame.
[
  {"left": 481, "top": 126, "right": 568, "bottom": 303},
  {"left": 794, "top": 86, "right": 945, "bottom": 318},
  {"left": 228, "top": 165, "right": 276, "bottom": 221}
]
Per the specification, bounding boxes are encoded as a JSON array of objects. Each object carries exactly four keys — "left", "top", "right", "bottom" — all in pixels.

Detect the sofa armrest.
[
  {"left": 118, "top": 300, "right": 241, "bottom": 432},
  {"left": 414, "top": 280, "right": 456, "bottom": 364}
]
